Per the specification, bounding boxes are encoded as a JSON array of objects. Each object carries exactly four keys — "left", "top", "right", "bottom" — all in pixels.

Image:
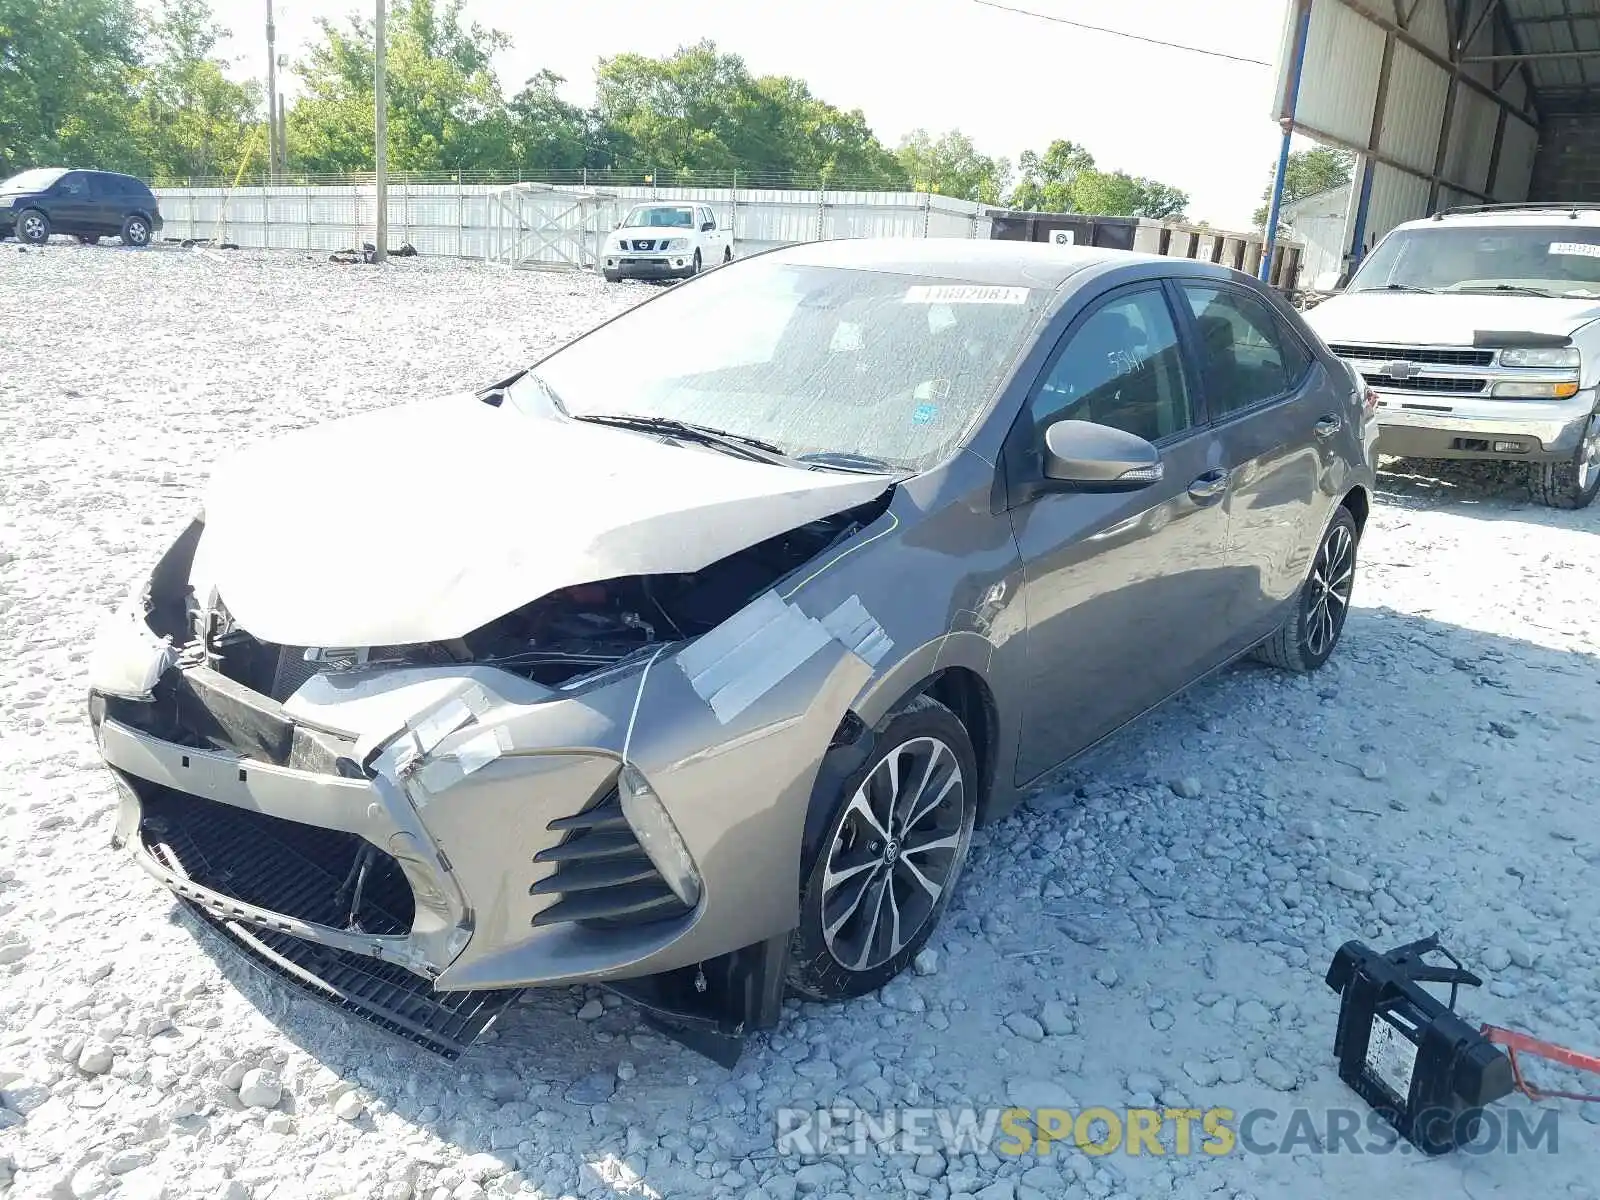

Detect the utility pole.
[
  {"left": 373, "top": 0, "right": 388, "bottom": 263},
  {"left": 266, "top": 0, "right": 279, "bottom": 179}
]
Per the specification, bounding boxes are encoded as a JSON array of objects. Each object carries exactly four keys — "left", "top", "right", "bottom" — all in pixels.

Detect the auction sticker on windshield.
[
  {"left": 904, "top": 285, "right": 1030, "bottom": 304},
  {"left": 1549, "top": 242, "right": 1600, "bottom": 258}
]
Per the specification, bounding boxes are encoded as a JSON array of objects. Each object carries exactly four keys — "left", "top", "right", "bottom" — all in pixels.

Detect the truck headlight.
[
  {"left": 1501, "top": 347, "right": 1580, "bottom": 368},
  {"left": 662, "top": 238, "right": 689, "bottom": 252},
  {"left": 1492, "top": 381, "right": 1582, "bottom": 399}
]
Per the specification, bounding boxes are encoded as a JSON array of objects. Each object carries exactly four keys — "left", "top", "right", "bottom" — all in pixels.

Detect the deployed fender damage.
[{"left": 88, "top": 402, "right": 906, "bottom": 1062}]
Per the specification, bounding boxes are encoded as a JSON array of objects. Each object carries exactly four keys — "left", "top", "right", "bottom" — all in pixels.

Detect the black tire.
[
  {"left": 690, "top": 249, "right": 702, "bottom": 276},
  {"left": 1529, "top": 418, "right": 1600, "bottom": 510},
  {"left": 16, "top": 209, "right": 49, "bottom": 245},
  {"left": 788, "top": 695, "right": 977, "bottom": 1002},
  {"left": 77, "top": 234, "right": 99, "bottom": 246},
  {"left": 120, "top": 215, "right": 152, "bottom": 247},
  {"left": 1252, "top": 505, "right": 1359, "bottom": 674},
  {"left": 722, "top": 246, "right": 732, "bottom": 264},
  {"left": 602, "top": 269, "right": 621, "bottom": 283}
]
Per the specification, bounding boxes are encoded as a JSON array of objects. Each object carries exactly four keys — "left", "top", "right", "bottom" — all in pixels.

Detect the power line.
[{"left": 969, "top": 0, "right": 1274, "bottom": 67}]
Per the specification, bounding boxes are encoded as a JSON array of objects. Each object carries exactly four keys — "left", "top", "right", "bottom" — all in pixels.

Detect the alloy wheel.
[
  {"left": 1305, "top": 521, "right": 1355, "bottom": 658},
  {"left": 820, "top": 736, "right": 966, "bottom": 972},
  {"left": 127, "top": 220, "right": 148, "bottom": 245},
  {"left": 21, "top": 215, "right": 45, "bottom": 241},
  {"left": 1578, "top": 418, "right": 1600, "bottom": 493}
]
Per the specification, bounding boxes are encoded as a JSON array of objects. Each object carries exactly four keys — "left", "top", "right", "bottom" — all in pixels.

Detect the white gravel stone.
[
  {"left": 76, "top": 1040, "right": 114, "bottom": 1074},
  {"left": 332, "top": 1091, "right": 366, "bottom": 1121},
  {"left": 236, "top": 1068, "right": 282, "bottom": 1109}
]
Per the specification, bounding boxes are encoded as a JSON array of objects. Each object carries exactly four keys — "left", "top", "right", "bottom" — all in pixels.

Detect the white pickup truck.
[
  {"left": 600, "top": 202, "right": 733, "bottom": 284},
  {"left": 1304, "top": 204, "right": 1600, "bottom": 509}
]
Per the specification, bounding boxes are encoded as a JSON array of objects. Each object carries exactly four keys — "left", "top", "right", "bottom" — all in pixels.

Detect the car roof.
[
  {"left": 1394, "top": 207, "right": 1600, "bottom": 232},
  {"left": 761, "top": 237, "right": 1233, "bottom": 289}
]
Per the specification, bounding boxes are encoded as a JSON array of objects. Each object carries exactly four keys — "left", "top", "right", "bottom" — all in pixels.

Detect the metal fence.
[{"left": 150, "top": 181, "right": 995, "bottom": 269}]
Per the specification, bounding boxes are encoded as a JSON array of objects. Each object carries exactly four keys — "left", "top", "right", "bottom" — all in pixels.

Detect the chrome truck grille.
[{"left": 1329, "top": 342, "right": 1495, "bottom": 398}]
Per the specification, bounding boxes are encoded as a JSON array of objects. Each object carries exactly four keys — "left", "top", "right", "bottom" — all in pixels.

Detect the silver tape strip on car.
[
  {"left": 678, "top": 589, "right": 893, "bottom": 723},
  {"left": 818, "top": 595, "right": 894, "bottom": 667}
]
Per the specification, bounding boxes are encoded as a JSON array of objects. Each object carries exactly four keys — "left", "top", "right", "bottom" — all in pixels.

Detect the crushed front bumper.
[
  {"left": 1373, "top": 387, "right": 1598, "bottom": 462},
  {"left": 87, "top": 586, "right": 873, "bottom": 1057}
]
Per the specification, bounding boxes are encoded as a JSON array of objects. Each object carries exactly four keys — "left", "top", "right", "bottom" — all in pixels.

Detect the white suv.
[
  {"left": 1304, "top": 204, "right": 1600, "bottom": 509},
  {"left": 601, "top": 202, "right": 732, "bottom": 284}
]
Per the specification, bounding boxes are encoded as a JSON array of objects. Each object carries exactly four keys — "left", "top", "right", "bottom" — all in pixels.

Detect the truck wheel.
[
  {"left": 722, "top": 247, "right": 732, "bottom": 264},
  {"left": 787, "top": 695, "right": 977, "bottom": 1002},
  {"left": 17, "top": 209, "right": 49, "bottom": 245},
  {"left": 120, "top": 215, "right": 152, "bottom": 247},
  {"left": 1252, "top": 505, "right": 1359, "bottom": 674},
  {"left": 1530, "top": 416, "right": 1600, "bottom": 510},
  {"left": 602, "top": 269, "right": 621, "bottom": 283},
  {"left": 689, "top": 250, "right": 702, "bottom": 276}
]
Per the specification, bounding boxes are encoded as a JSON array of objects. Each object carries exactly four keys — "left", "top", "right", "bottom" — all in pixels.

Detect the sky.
[{"left": 216, "top": 0, "right": 1296, "bottom": 229}]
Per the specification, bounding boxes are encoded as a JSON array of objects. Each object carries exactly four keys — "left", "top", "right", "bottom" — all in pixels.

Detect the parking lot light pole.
[{"left": 374, "top": 0, "right": 388, "bottom": 263}]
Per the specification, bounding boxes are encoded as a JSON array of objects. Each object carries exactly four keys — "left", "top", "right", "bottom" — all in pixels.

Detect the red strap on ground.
[{"left": 1481, "top": 1024, "right": 1600, "bottom": 1103}]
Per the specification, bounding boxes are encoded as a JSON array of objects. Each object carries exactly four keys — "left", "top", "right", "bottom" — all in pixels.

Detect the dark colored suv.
[{"left": 0, "top": 168, "right": 164, "bottom": 247}]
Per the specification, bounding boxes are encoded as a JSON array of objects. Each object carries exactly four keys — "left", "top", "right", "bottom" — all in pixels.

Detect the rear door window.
[{"left": 1181, "top": 284, "right": 1310, "bottom": 417}]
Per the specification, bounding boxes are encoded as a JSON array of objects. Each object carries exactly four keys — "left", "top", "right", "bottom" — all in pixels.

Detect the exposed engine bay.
[{"left": 200, "top": 493, "right": 890, "bottom": 698}]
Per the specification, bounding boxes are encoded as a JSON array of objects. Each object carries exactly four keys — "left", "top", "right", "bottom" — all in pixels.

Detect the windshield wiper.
[
  {"left": 572, "top": 413, "right": 788, "bottom": 463},
  {"left": 792, "top": 450, "right": 897, "bottom": 474},
  {"left": 1368, "top": 283, "right": 1439, "bottom": 294},
  {"left": 1450, "top": 284, "right": 1557, "bottom": 298}
]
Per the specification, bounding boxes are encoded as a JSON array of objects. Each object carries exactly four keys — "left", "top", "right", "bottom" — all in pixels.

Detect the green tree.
[
  {"left": 751, "top": 76, "right": 906, "bottom": 187},
  {"left": 1006, "top": 138, "right": 1188, "bottom": 220},
  {"left": 1008, "top": 139, "right": 1096, "bottom": 212},
  {"left": 288, "top": 0, "right": 510, "bottom": 174},
  {"left": 896, "top": 128, "right": 1010, "bottom": 204},
  {"left": 0, "top": 0, "right": 143, "bottom": 175},
  {"left": 130, "top": 0, "right": 261, "bottom": 183},
  {"left": 1254, "top": 146, "right": 1355, "bottom": 229}
]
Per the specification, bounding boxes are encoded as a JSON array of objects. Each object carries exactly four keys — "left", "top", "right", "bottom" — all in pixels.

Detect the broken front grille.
[
  {"left": 186, "top": 903, "right": 520, "bottom": 1060},
  {"left": 531, "top": 788, "right": 693, "bottom": 930},
  {"left": 1331, "top": 343, "right": 1495, "bottom": 368},
  {"left": 139, "top": 786, "right": 414, "bottom": 935}
]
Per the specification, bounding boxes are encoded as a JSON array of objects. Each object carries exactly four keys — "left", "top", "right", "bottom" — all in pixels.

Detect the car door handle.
[
  {"left": 1188, "top": 469, "right": 1230, "bottom": 502},
  {"left": 1315, "top": 415, "right": 1343, "bottom": 438}
]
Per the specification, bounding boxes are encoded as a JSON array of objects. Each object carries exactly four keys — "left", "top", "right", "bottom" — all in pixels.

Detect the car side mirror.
[
  {"left": 1041, "top": 420, "right": 1163, "bottom": 491},
  {"left": 701, "top": 221, "right": 715, "bottom": 232}
]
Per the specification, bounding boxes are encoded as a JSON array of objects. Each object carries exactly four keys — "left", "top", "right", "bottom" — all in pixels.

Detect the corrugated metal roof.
[{"left": 1503, "top": 0, "right": 1600, "bottom": 110}]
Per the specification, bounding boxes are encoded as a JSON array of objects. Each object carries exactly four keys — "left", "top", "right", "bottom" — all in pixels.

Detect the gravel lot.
[{"left": 3, "top": 245, "right": 1600, "bottom": 1200}]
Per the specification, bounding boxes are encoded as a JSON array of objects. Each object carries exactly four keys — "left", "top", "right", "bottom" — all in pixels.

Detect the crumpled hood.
[
  {"left": 1306, "top": 291, "right": 1600, "bottom": 345},
  {"left": 189, "top": 394, "right": 891, "bottom": 647}
]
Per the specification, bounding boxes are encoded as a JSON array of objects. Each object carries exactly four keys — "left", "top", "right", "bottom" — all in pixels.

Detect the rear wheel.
[
  {"left": 787, "top": 696, "right": 977, "bottom": 1001},
  {"left": 17, "top": 209, "right": 49, "bottom": 245},
  {"left": 120, "top": 215, "right": 152, "bottom": 247},
  {"left": 1529, "top": 415, "right": 1600, "bottom": 510},
  {"left": 1252, "top": 505, "right": 1359, "bottom": 674}
]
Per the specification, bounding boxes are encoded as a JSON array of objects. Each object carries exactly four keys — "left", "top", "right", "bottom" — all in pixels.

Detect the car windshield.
[
  {"left": 1348, "top": 224, "right": 1600, "bottom": 298},
  {"left": 0, "top": 167, "right": 66, "bottom": 194},
  {"left": 518, "top": 257, "right": 1049, "bottom": 472},
  {"left": 622, "top": 205, "right": 695, "bottom": 229}
]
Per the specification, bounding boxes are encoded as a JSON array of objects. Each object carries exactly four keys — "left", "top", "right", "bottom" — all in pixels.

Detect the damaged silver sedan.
[{"left": 87, "top": 238, "right": 1377, "bottom": 1063}]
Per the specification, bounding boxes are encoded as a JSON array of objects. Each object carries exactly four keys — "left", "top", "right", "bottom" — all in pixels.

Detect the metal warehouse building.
[{"left": 1268, "top": 0, "right": 1600, "bottom": 279}]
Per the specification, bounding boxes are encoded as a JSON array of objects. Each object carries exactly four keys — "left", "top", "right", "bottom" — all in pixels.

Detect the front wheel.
[
  {"left": 689, "top": 249, "right": 702, "bottom": 276},
  {"left": 17, "top": 209, "right": 50, "bottom": 245},
  {"left": 1252, "top": 505, "right": 1359, "bottom": 673},
  {"left": 787, "top": 696, "right": 977, "bottom": 1002},
  {"left": 1529, "top": 416, "right": 1600, "bottom": 510},
  {"left": 722, "top": 246, "right": 732, "bottom": 264},
  {"left": 602, "top": 268, "right": 621, "bottom": 283}
]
